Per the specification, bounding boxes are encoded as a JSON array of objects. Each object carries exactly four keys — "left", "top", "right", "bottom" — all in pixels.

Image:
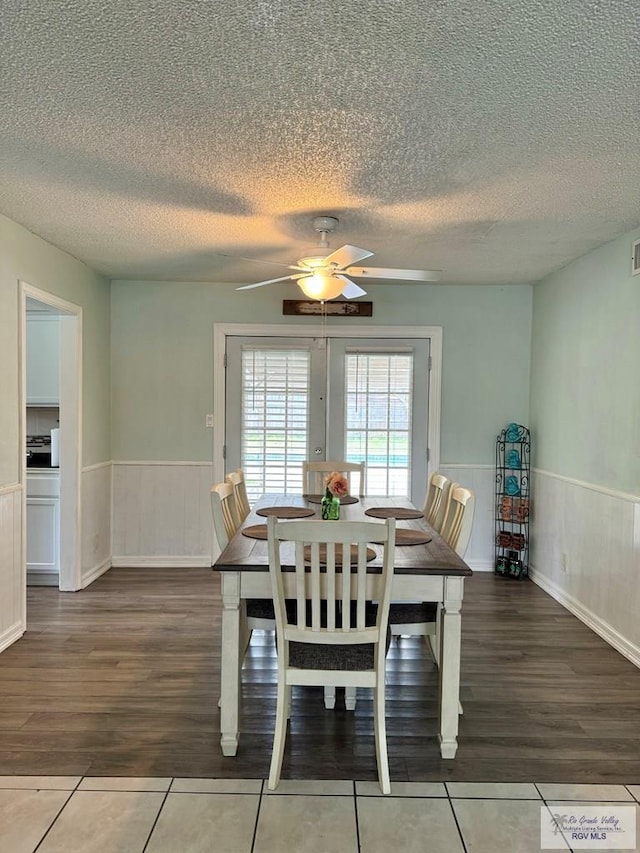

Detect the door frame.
[
  {"left": 212, "top": 323, "right": 442, "bottom": 489},
  {"left": 20, "top": 282, "right": 83, "bottom": 598}
]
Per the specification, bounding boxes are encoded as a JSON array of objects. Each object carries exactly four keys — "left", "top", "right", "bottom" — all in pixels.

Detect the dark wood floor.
[{"left": 1, "top": 568, "right": 639, "bottom": 784}]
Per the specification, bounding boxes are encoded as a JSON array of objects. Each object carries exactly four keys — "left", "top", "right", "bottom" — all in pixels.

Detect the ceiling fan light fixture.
[{"left": 298, "top": 271, "right": 344, "bottom": 301}]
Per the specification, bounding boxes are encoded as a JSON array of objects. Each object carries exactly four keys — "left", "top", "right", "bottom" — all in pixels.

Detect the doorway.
[
  {"left": 20, "top": 282, "right": 82, "bottom": 595},
  {"left": 214, "top": 324, "right": 441, "bottom": 507},
  {"left": 225, "top": 335, "right": 430, "bottom": 505}
]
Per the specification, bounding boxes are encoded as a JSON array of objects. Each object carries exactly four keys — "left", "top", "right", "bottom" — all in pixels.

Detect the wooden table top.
[{"left": 213, "top": 493, "right": 472, "bottom": 577}]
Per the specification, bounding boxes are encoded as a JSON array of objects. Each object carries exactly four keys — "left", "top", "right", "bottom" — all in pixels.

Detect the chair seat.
[
  {"left": 246, "top": 599, "right": 301, "bottom": 621},
  {"left": 246, "top": 599, "right": 276, "bottom": 620},
  {"left": 290, "top": 601, "right": 387, "bottom": 670},
  {"left": 290, "top": 641, "right": 377, "bottom": 671},
  {"left": 389, "top": 601, "right": 437, "bottom": 624}
]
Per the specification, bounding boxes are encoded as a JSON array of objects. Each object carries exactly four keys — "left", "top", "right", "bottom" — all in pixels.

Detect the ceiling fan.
[{"left": 235, "top": 216, "right": 441, "bottom": 301}]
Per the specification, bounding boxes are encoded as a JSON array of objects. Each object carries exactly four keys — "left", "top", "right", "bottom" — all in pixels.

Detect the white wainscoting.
[
  {"left": 111, "top": 462, "right": 214, "bottom": 567},
  {"left": 0, "top": 484, "right": 24, "bottom": 652},
  {"left": 530, "top": 469, "right": 640, "bottom": 668},
  {"left": 81, "top": 462, "right": 112, "bottom": 587},
  {"left": 109, "top": 461, "right": 494, "bottom": 570},
  {"left": 440, "top": 464, "right": 495, "bottom": 570}
]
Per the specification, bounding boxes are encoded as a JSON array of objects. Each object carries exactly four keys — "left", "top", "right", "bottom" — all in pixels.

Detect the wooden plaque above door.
[{"left": 283, "top": 300, "right": 373, "bottom": 317}]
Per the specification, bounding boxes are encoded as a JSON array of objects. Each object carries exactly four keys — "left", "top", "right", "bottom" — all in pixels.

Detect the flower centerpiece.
[{"left": 321, "top": 472, "right": 348, "bottom": 520}]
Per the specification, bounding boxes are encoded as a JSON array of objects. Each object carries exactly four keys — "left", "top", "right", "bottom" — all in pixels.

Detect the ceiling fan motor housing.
[{"left": 312, "top": 215, "right": 339, "bottom": 234}]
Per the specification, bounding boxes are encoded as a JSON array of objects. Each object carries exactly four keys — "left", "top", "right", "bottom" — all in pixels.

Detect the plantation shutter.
[
  {"left": 344, "top": 351, "right": 414, "bottom": 496},
  {"left": 240, "top": 346, "right": 311, "bottom": 500}
]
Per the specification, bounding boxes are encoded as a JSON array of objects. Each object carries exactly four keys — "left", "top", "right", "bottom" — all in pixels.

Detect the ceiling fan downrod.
[{"left": 312, "top": 215, "right": 339, "bottom": 250}]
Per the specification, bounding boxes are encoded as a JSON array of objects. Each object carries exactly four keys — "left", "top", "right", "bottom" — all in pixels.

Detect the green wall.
[
  {"left": 0, "top": 214, "right": 111, "bottom": 485},
  {"left": 530, "top": 226, "right": 640, "bottom": 494},
  {"left": 111, "top": 280, "right": 532, "bottom": 463}
]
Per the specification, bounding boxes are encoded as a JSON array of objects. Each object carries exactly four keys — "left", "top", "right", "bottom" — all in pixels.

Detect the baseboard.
[
  {"left": 529, "top": 565, "right": 640, "bottom": 669},
  {"left": 81, "top": 557, "right": 112, "bottom": 588},
  {"left": 0, "top": 621, "right": 25, "bottom": 653},
  {"left": 27, "top": 571, "right": 59, "bottom": 586},
  {"left": 467, "top": 558, "right": 494, "bottom": 572},
  {"left": 111, "top": 555, "right": 212, "bottom": 568}
]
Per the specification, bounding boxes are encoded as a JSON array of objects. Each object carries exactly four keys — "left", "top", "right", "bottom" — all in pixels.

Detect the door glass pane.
[
  {"left": 344, "top": 353, "right": 413, "bottom": 496},
  {"left": 241, "top": 347, "right": 310, "bottom": 500}
]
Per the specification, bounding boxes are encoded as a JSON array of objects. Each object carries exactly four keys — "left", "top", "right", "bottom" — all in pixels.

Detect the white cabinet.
[
  {"left": 27, "top": 315, "right": 60, "bottom": 405},
  {"left": 26, "top": 472, "right": 60, "bottom": 585}
]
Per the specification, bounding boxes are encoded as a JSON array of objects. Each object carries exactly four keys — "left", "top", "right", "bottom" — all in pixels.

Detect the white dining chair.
[
  {"left": 211, "top": 486, "right": 341, "bottom": 710},
  {"left": 266, "top": 515, "right": 396, "bottom": 794},
  {"left": 385, "top": 472, "right": 452, "bottom": 657},
  {"left": 211, "top": 482, "right": 239, "bottom": 543},
  {"left": 423, "top": 472, "right": 452, "bottom": 533},
  {"left": 390, "top": 483, "right": 475, "bottom": 666},
  {"left": 302, "top": 460, "right": 366, "bottom": 497},
  {"left": 225, "top": 468, "right": 251, "bottom": 525},
  {"left": 440, "top": 483, "right": 476, "bottom": 557},
  {"left": 211, "top": 483, "right": 277, "bottom": 650}
]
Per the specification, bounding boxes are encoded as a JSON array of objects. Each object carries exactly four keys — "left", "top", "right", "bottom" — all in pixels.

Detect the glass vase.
[{"left": 321, "top": 490, "right": 341, "bottom": 520}]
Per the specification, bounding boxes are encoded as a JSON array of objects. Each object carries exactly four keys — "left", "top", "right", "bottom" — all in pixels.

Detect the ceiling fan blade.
[
  {"left": 345, "top": 266, "right": 441, "bottom": 282},
  {"left": 218, "top": 253, "right": 306, "bottom": 272},
  {"left": 236, "top": 273, "right": 306, "bottom": 291},
  {"left": 323, "top": 245, "right": 374, "bottom": 269},
  {"left": 336, "top": 275, "right": 367, "bottom": 298}
]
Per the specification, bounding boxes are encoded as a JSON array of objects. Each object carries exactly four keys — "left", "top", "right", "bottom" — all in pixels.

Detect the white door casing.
[{"left": 20, "top": 282, "right": 82, "bottom": 597}]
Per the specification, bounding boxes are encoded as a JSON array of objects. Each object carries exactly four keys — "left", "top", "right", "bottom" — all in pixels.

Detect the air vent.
[{"left": 633, "top": 239, "right": 640, "bottom": 275}]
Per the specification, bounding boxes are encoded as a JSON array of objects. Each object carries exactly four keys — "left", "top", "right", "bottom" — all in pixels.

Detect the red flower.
[{"left": 325, "top": 472, "right": 349, "bottom": 497}]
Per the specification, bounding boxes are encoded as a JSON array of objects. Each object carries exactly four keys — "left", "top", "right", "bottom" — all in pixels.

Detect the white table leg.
[
  {"left": 220, "top": 572, "right": 241, "bottom": 756},
  {"left": 438, "top": 576, "right": 464, "bottom": 759}
]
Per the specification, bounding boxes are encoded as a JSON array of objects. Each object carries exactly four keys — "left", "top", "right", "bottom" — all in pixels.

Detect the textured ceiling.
[{"left": 1, "top": 0, "right": 640, "bottom": 286}]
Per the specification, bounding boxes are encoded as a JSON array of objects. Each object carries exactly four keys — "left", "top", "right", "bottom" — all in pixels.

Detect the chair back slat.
[
  {"left": 326, "top": 546, "right": 336, "bottom": 631},
  {"left": 310, "top": 550, "right": 321, "bottom": 631},
  {"left": 294, "top": 541, "right": 306, "bottom": 629},
  {"left": 302, "top": 460, "right": 366, "bottom": 497},
  {"left": 340, "top": 543, "right": 351, "bottom": 632}
]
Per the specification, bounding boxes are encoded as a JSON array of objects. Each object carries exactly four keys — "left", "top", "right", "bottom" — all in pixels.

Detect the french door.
[{"left": 225, "top": 335, "right": 430, "bottom": 505}]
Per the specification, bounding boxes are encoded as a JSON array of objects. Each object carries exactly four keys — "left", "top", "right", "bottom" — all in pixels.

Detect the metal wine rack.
[{"left": 495, "top": 424, "right": 530, "bottom": 579}]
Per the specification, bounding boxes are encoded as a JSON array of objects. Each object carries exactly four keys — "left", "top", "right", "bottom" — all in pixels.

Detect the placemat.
[
  {"left": 256, "top": 506, "right": 315, "bottom": 518},
  {"left": 241, "top": 524, "right": 268, "bottom": 540},
  {"left": 365, "top": 506, "right": 424, "bottom": 520},
  {"left": 303, "top": 544, "right": 377, "bottom": 564},
  {"left": 395, "top": 529, "right": 432, "bottom": 546},
  {"left": 304, "top": 494, "right": 359, "bottom": 505},
  {"left": 367, "top": 528, "right": 433, "bottom": 546}
]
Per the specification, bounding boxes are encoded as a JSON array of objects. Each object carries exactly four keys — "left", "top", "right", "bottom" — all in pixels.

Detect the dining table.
[{"left": 212, "top": 492, "right": 472, "bottom": 760}]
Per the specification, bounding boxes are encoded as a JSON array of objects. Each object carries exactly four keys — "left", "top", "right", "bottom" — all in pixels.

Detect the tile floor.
[{"left": 0, "top": 777, "right": 639, "bottom": 853}]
